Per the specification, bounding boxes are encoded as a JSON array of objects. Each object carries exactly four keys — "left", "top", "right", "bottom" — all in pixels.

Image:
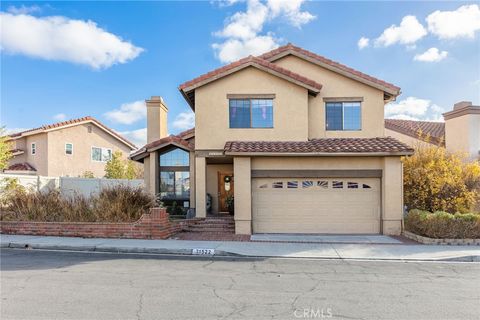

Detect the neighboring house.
[
  {"left": 385, "top": 101, "right": 480, "bottom": 161},
  {"left": 131, "top": 43, "right": 414, "bottom": 236},
  {"left": 5, "top": 116, "right": 136, "bottom": 177},
  {"left": 385, "top": 119, "right": 445, "bottom": 147}
]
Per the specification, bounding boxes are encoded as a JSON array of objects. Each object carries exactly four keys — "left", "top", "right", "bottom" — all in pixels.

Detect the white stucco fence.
[{"left": 0, "top": 174, "right": 144, "bottom": 198}]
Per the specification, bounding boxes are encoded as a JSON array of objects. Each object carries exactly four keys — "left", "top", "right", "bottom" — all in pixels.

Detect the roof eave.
[
  {"left": 179, "top": 87, "right": 195, "bottom": 111},
  {"left": 130, "top": 141, "right": 193, "bottom": 162},
  {"left": 224, "top": 151, "right": 414, "bottom": 157},
  {"left": 264, "top": 49, "right": 400, "bottom": 97},
  {"left": 178, "top": 60, "right": 321, "bottom": 104}
]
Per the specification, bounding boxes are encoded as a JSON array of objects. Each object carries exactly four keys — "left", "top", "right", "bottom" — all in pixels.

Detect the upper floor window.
[
  {"left": 229, "top": 99, "right": 273, "bottom": 128},
  {"left": 160, "top": 148, "right": 189, "bottom": 167},
  {"left": 91, "top": 147, "right": 112, "bottom": 162},
  {"left": 326, "top": 102, "right": 361, "bottom": 131},
  {"left": 65, "top": 143, "right": 73, "bottom": 155},
  {"left": 31, "top": 143, "right": 36, "bottom": 155}
]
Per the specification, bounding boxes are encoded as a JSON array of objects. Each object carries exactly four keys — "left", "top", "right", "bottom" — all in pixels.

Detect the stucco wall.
[
  {"left": 233, "top": 157, "right": 252, "bottom": 235},
  {"left": 47, "top": 123, "right": 133, "bottom": 177},
  {"left": 273, "top": 55, "right": 386, "bottom": 138},
  {"left": 17, "top": 133, "right": 48, "bottom": 175},
  {"left": 252, "top": 156, "right": 384, "bottom": 170},
  {"left": 445, "top": 114, "right": 480, "bottom": 160},
  {"left": 195, "top": 67, "right": 309, "bottom": 150}
]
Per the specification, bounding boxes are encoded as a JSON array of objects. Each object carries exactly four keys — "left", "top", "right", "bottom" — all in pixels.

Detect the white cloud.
[
  {"left": 212, "top": 0, "right": 243, "bottom": 7},
  {"left": 374, "top": 15, "right": 427, "bottom": 47},
  {"left": 212, "top": 0, "right": 315, "bottom": 63},
  {"left": 266, "top": 0, "right": 316, "bottom": 28},
  {"left": 7, "top": 5, "right": 41, "bottom": 15},
  {"left": 386, "top": 97, "right": 445, "bottom": 121},
  {"left": 427, "top": 4, "right": 480, "bottom": 40},
  {"left": 172, "top": 112, "right": 195, "bottom": 131},
  {"left": 104, "top": 100, "right": 146, "bottom": 125},
  {"left": 214, "top": 0, "right": 269, "bottom": 40},
  {"left": 414, "top": 47, "right": 448, "bottom": 62},
  {"left": 53, "top": 113, "right": 67, "bottom": 121},
  {"left": 120, "top": 128, "right": 147, "bottom": 147},
  {"left": 212, "top": 35, "right": 278, "bottom": 63},
  {"left": 357, "top": 37, "right": 369, "bottom": 49},
  {"left": 4, "top": 128, "right": 30, "bottom": 135},
  {"left": 0, "top": 12, "right": 143, "bottom": 69}
]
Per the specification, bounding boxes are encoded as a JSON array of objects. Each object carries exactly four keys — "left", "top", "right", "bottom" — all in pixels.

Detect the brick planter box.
[
  {"left": 0, "top": 208, "right": 176, "bottom": 240},
  {"left": 403, "top": 231, "right": 480, "bottom": 246}
]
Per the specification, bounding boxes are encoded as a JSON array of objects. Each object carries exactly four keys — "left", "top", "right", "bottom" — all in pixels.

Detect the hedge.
[{"left": 404, "top": 209, "right": 480, "bottom": 239}]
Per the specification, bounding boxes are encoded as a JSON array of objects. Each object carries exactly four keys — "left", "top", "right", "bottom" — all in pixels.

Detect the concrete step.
[
  {"left": 188, "top": 224, "right": 235, "bottom": 229},
  {"left": 196, "top": 221, "right": 235, "bottom": 226},
  {"left": 186, "top": 227, "right": 235, "bottom": 233}
]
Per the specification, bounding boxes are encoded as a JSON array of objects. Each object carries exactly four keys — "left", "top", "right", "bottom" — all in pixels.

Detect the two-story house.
[
  {"left": 5, "top": 116, "right": 137, "bottom": 177},
  {"left": 131, "top": 44, "right": 413, "bottom": 236},
  {"left": 385, "top": 101, "right": 480, "bottom": 161}
]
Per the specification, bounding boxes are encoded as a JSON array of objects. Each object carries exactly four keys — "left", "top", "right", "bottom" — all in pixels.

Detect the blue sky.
[{"left": 1, "top": 1, "right": 479, "bottom": 146}]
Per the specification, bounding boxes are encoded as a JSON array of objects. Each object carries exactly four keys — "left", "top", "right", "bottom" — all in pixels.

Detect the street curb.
[{"left": 2, "top": 241, "right": 478, "bottom": 262}]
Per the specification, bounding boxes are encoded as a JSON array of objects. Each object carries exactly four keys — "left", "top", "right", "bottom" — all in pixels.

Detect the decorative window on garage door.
[
  {"left": 302, "top": 181, "right": 314, "bottom": 188},
  {"left": 272, "top": 181, "right": 283, "bottom": 189},
  {"left": 287, "top": 181, "right": 298, "bottom": 188},
  {"left": 317, "top": 181, "right": 328, "bottom": 189}
]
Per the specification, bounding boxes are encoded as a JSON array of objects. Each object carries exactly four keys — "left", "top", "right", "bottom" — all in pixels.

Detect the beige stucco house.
[
  {"left": 385, "top": 101, "right": 480, "bottom": 161},
  {"left": 132, "top": 44, "right": 414, "bottom": 236},
  {"left": 5, "top": 116, "right": 137, "bottom": 177}
]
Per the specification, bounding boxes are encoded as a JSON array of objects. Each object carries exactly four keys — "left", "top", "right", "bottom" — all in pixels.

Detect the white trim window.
[
  {"left": 65, "top": 143, "right": 73, "bottom": 155},
  {"left": 31, "top": 143, "right": 36, "bottom": 155},
  {"left": 91, "top": 146, "right": 112, "bottom": 162},
  {"left": 326, "top": 101, "right": 362, "bottom": 131}
]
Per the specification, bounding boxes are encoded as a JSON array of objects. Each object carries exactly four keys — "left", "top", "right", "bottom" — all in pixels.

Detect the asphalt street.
[{"left": 1, "top": 248, "right": 479, "bottom": 320}]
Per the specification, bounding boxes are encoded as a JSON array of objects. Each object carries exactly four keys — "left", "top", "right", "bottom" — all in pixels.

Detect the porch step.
[
  {"left": 183, "top": 216, "right": 235, "bottom": 233},
  {"left": 187, "top": 227, "right": 235, "bottom": 233}
]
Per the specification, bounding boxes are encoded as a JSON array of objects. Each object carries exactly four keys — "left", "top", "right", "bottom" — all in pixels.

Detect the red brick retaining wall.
[{"left": 0, "top": 208, "right": 176, "bottom": 239}]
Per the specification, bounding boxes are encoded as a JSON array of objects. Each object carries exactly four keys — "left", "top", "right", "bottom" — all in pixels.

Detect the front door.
[{"left": 218, "top": 172, "right": 234, "bottom": 213}]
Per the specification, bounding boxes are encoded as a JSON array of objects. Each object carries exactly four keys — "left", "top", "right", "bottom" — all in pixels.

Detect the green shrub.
[
  {"left": 405, "top": 209, "right": 480, "bottom": 239},
  {"left": 1, "top": 185, "right": 156, "bottom": 222}
]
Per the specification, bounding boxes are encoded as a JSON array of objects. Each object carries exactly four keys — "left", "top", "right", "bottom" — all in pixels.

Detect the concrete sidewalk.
[{"left": 1, "top": 234, "right": 479, "bottom": 262}]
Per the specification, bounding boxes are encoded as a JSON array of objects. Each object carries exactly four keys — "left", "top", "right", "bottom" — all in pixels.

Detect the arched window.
[{"left": 159, "top": 148, "right": 189, "bottom": 166}]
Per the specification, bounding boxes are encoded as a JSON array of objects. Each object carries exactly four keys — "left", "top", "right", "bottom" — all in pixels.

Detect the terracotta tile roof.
[
  {"left": 385, "top": 119, "right": 445, "bottom": 146},
  {"left": 130, "top": 133, "right": 194, "bottom": 161},
  {"left": 224, "top": 137, "right": 413, "bottom": 155},
  {"left": 7, "top": 116, "right": 136, "bottom": 149},
  {"left": 259, "top": 43, "right": 401, "bottom": 95},
  {"left": 177, "top": 128, "right": 195, "bottom": 139},
  {"left": 144, "top": 135, "right": 194, "bottom": 151},
  {"left": 179, "top": 55, "right": 323, "bottom": 92},
  {"left": 6, "top": 162, "right": 37, "bottom": 171}
]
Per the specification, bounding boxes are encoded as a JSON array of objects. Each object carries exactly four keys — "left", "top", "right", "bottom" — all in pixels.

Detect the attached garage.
[{"left": 252, "top": 178, "right": 381, "bottom": 234}]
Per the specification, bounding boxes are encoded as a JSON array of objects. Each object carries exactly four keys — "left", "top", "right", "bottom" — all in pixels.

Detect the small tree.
[
  {"left": 104, "top": 151, "right": 140, "bottom": 179},
  {"left": 81, "top": 171, "right": 95, "bottom": 178},
  {"left": 403, "top": 145, "right": 480, "bottom": 213},
  {"left": 0, "top": 128, "right": 13, "bottom": 171}
]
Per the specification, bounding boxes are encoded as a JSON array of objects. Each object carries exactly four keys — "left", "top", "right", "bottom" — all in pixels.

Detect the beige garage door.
[{"left": 252, "top": 178, "right": 381, "bottom": 234}]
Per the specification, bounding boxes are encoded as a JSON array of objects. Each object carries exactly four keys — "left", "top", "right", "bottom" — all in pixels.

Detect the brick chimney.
[{"left": 146, "top": 96, "right": 168, "bottom": 143}]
